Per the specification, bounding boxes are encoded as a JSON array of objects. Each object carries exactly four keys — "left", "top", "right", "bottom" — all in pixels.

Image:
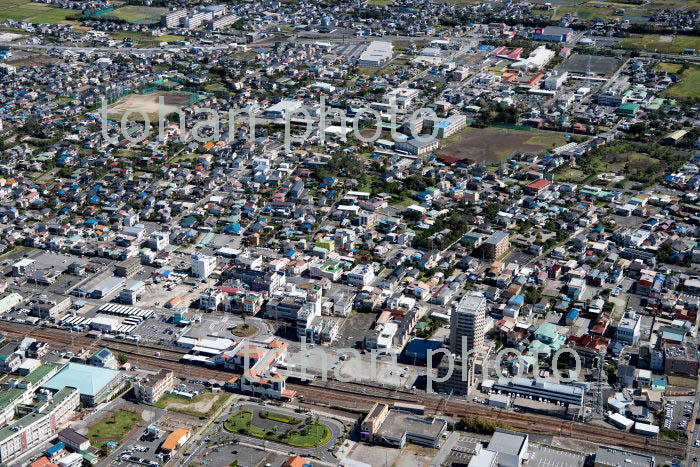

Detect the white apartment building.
[
  {"left": 449, "top": 293, "right": 487, "bottom": 355},
  {"left": 209, "top": 14, "right": 238, "bottom": 30},
  {"left": 148, "top": 231, "right": 169, "bottom": 251},
  {"left": 616, "top": 310, "right": 641, "bottom": 345},
  {"left": 0, "top": 387, "right": 80, "bottom": 463},
  {"left": 183, "top": 10, "right": 213, "bottom": 28},
  {"left": 134, "top": 369, "right": 175, "bottom": 405},
  {"left": 192, "top": 254, "right": 217, "bottom": 279},
  {"left": 160, "top": 9, "right": 187, "bottom": 28},
  {"left": 346, "top": 264, "right": 375, "bottom": 287}
]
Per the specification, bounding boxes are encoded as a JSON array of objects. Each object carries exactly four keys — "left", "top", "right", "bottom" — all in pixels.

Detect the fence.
[
  {"left": 83, "top": 6, "right": 115, "bottom": 17},
  {"left": 139, "top": 85, "right": 205, "bottom": 106},
  {"left": 490, "top": 123, "right": 532, "bottom": 131},
  {"left": 103, "top": 86, "right": 133, "bottom": 105}
]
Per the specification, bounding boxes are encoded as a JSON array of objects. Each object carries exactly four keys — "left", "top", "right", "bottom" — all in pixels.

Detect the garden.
[{"left": 224, "top": 409, "right": 332, "bottom": 447}]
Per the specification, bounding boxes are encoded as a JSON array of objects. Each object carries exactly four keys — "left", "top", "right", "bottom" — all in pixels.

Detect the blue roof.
[
  {"left": 404, "top": 338, "right": 443, "bottom": 359},
  {"left": 47, "top": 442, "right": 65, "bottom": 455},
  {"left": 94, "top": 348, "right": 113, "bottom": 360},
  {"left": 43, "top": 363, "right": 120, "bottom": 397},
  {"left": 510, "top": 295, "right": 524, "bottom": 304}
]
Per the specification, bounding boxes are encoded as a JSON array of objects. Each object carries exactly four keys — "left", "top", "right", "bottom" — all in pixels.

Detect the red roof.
[
  {"left": 282, "top": 456, "right": 312, "bottom": 467},
  {"left": 31, "top": 458, "right": 50, "bottom": 467},
  {"left": 527, "top": 178, "right": 551, "bottom": 190},
  {"left": 437, "top": 154, "right": 460, "bottom": 165}
]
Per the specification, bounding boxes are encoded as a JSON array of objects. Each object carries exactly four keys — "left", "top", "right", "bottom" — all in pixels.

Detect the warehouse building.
[
  {"left": 0, "top": 292, "right": 23, "bottom": 314},
  {"left": 358, "top": 41, "right": 393, "bottom": 66},
  {"left": 264, "top": 100, "right": 303, "bottom": 119},
  {"left": 487, "top": 429, "right": 529, "bottom": 467},
  {"left": 90, "top": 316, "right": 119, "bottom": 333},
  {"left": 534, "top": 26, "right": 573, "bottom": 42},
  {"left": 90, "top": 276, "right": 126, "bottom": 299},
  {"left": 594, "top": 446, "right": 655, "bottom": 467}
]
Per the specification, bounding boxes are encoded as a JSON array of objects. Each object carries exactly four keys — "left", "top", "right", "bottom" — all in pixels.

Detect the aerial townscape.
[{"left": 0, "top": 0, "right": 699, "bottom": 466}]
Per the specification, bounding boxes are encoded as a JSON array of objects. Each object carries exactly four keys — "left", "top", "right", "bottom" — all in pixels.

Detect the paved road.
[
  {"left": 0, "top": 41, "right": 235, "bottom": 54},
  {"left": 196, "top": 402, "right": 346, "bottom": 464},
  {"left": 177, "top": 393, "right": 238, "bottom": 467}
]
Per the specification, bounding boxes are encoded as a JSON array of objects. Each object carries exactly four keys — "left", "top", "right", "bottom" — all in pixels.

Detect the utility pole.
[{"left": 595, "top": 349, "right": 604, "bottom": 419}]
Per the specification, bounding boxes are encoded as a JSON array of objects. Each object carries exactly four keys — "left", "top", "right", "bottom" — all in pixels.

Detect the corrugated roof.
[{"left": 161, "top": 428, "right": 190, "bottom": 451}]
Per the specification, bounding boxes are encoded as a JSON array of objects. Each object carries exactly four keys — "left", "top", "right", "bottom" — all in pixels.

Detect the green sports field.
[
  {"left": 0, "top": 0, "right": 78, "bottom": 24},
  {"left": 107, "top": 5, "right": 167, "bottom": 24},
  {"left": 617, "top": 34, "right": 700, "bottom": 53}
]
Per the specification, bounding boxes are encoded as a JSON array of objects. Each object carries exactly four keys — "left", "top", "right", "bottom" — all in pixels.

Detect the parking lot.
[
  {"left": 135, "top": 316, "right": 188, "bottom": 346},
  {"left": 116, "top": 429, "right": 164, "bottom": 467},
  {"left": 202, "top": 442, "right": 285, "bottom": 467},
  {"left": 187, "top": 314, "right": 240, "bottom": 339},
  {"left": 503, "top": 250, "right": 535, "bottom": 266},
  {"left": 332, "top": 312, "right": 376, "bottom": 349},
  {"left": 663, "top": 396, "right": 695, "bottom": 431},
  {"left": 529, "top": 445, "right": 585, "bottom": 467}
]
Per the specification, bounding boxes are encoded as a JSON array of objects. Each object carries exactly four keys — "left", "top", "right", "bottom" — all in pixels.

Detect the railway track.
[
  {"left": 0, "top": 322, "right": 686, "bottom": 458},
  {"left": 297, "top": 381, "right": 684, "bottom": 457}
]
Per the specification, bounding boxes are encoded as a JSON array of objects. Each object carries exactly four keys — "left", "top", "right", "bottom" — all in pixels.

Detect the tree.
[
  {"left": 118, "top": 353, "right": 128, "bottom": 365},
  {"left": 23, "top": 115, "right": 44, "bottom": 138}
]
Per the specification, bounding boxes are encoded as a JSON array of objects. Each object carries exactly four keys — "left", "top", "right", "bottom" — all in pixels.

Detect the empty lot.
[
  {"left": 441, "top": 127, "right": 569, "bottom": 163},
  {"left": 107, "top": 91, "right": 194, "bottom": 121}
]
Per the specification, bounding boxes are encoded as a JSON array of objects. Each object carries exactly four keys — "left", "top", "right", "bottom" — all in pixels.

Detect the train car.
[
  {"left": 279, "top": 368, "right": 314, "bottom": 385},
  {"left": 180, "top": 354, "right": 210, "bottom": 366}
]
